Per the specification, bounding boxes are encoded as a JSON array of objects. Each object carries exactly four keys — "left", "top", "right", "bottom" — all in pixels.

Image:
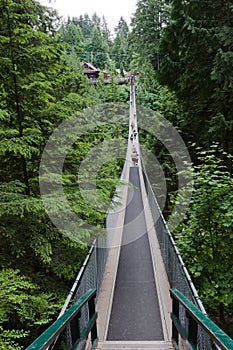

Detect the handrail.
[
  {"left": 26, "top": 288, "right": 97, "bottom": 350},
  {"left": 170, "top": 288, "right": 233, "bottom": 350}
]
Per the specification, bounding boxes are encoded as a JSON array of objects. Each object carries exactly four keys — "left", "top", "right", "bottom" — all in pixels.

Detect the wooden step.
[{"left": 96, "top": 340, "right": 174, "bottom": 350}]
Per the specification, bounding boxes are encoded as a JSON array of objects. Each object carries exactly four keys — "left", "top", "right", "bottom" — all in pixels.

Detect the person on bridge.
[{"left": 131, "top": 154, "right": 139, "bottom": 166}]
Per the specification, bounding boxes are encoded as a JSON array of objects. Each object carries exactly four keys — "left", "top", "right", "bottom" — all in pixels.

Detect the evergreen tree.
[
  {"left": 76, "top": 13, "right": 93, "bottom": 41},
  {"left": 85, "top": 25, "right": 109, "bottom": 69},
  {"left": 0, "top": 0, "right": 62, "bottom": 196},
  {"left": 114, "top": 16, "right": 129, "bottom": 38},
  {"left": 112, "top": 18, "right": 130, "bottom": 70},
  {"left": 0, "top": 0, "right": 90, "bottom": 345},
  {"left": 91, "top": 12, "right": 101, "bottom": 28},
  {"left": 59, "top": 21, "right": 84, "bottom": 55},
  {"left": 101, "top": 15, "right": 112, "bottom": 47},
  {"left": 209, "top": 2, "right": 233, "bottom": 153},
  {"left": 158, "top": 0, "right": 233, "bottom": 153},
  {"left": 130, "top": 0, "right": 170, "bottom": 70}
]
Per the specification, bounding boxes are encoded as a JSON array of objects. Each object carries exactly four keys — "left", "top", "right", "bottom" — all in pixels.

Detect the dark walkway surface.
[{"left": 107, "top": 167, "right": 164, "bottom": 341}]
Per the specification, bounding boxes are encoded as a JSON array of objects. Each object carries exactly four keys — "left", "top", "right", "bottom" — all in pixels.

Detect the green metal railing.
[
  {"left": 170, "top": 288, "right": 233, "bottom": 350},
  {"left": 26, "top": 289, "right": 97, "bottom": 350}
]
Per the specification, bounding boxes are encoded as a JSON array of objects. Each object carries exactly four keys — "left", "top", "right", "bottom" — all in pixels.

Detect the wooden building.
[
  {"left": 82, "top": 62, "right": 135, "bottom": 84},
  {"left": 83, "top": 62, "right": 100, "bottom": 80}
]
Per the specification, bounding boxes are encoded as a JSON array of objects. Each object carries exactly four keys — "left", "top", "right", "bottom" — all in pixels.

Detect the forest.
[{"left": 0, "top": 0, "right": 232, "bottom": 348}]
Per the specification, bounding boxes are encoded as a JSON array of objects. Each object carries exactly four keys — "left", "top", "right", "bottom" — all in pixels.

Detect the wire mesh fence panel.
[
  {"left": 74, "top": 248, "right": 97, "bottom": 331},
  {"left": 96, "top": 245, "right": 108, "bottom": 296},
  {"left": 197, "top": 325, "right": 214, "bottom": 350},
  {"left": 143, "top": 166, "right": 200, "bottom": 303},
  {"left": 64, "top": 239, "right": 109, "bottom": 349}
]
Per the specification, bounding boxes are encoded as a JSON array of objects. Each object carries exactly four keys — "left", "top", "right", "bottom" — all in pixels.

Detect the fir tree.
[{"left": 158, "top": 0, "right": 233, "bottom": 153}]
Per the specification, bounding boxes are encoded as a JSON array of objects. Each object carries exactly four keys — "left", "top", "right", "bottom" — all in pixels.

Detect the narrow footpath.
[{"left": 107, "top": 166, "right": 164, "bottom": 341}]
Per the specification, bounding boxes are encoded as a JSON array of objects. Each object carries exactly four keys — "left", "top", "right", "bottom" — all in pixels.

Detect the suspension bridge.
[{"left": 27, "top": 78, "right": 233, "bottom": 350}]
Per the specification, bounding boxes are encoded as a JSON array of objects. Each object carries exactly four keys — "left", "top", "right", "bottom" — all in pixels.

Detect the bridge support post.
[
  {"left": 186, "top": 312, "right": 198, "bottom": 347},
  {"left": 88, "top": 291, "right": 97, "bottom": 343},
  {"left": 70, "top": 311, "right": 81, "bottom": 346},
  {"left": 172, "top": 296, "right": 179, "bottom": 345}
]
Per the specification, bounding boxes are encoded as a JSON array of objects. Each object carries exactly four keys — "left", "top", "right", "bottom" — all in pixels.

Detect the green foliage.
[
  {"left": 67, "top": 14, "right": 112, "bottom": 69},
  {"left": 84, "top": 25, "right": 110, "bottom": 69},
  {"left": 130, "top": 0, "right": 170, "bottom": 70},
  {"left": 0, "top": 0, "right": 124, "bottom": 347},
  {"left": 175, "top": 146, "right": 233, "bottom": 318},
  {"left": 101, "top": 16, "right": 112, "bottom": 46},
  {"left": 61, "top": 14, "right": 132, "bottom": 75},
  {"left": 0, "top": 269, "right": 61, "bottom": 348},
  {"left": 158, "top": 0, "right": 233, "bottom": 153},
  {"left": 59, "top": 21, "right": 84, "bottom": 54},
  {"left": 91, "top": 74, "right": 130, "bottom": 103},
  {"left": 70, "top": 14, "right": 93, "bottom": 41},
  {"left": 102, "top": 76, "right": 121, "bottom": 102},
  {"left": 0, "top": 327, "right": 26, "bottom": 350},
  {"left": 112, "top": 17, "right": 130, "bottom": 69}
]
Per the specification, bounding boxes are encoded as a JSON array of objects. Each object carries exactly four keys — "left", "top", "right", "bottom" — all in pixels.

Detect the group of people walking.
[
  {"left": 130, "top": 131, "right": 137, "bottom": 142},
  {"left": 129, "top": 80, "right": 139, "bottom": 166},
  {"left": 130, "top": 121, "right": 137, "bottom": 141},
  {"left": 130, "top": 114, "right": 139, "bottom": 166},
  {"left": 131, "top": 144, "right": 139, "bottom": 166}
]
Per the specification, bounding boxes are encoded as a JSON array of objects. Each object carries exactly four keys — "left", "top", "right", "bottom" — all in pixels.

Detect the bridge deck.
[
  {"left": 96, "top": 81, "right": 171, "bottom": 344},
  {"left": 107, "top": 167, "right": 164, "bottom": 341}
]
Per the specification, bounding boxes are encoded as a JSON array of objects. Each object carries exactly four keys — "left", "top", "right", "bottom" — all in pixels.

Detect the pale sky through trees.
[{"left": 39, "top": 0, "right": 137, "bottom": 32}]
